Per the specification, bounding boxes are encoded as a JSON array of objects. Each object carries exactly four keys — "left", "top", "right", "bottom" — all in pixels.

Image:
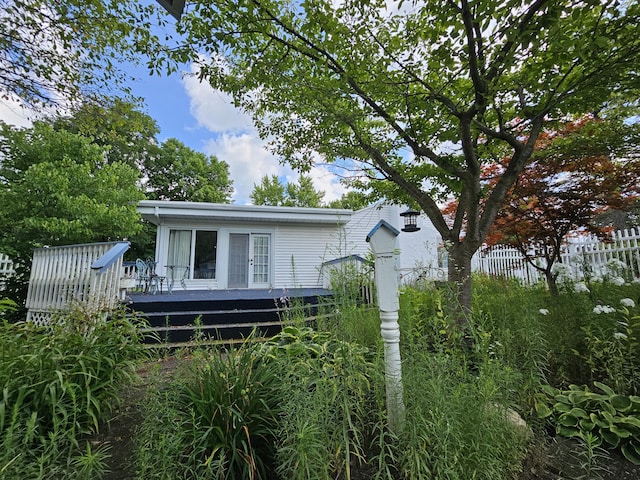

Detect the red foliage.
[{"left": 443, "top": 116, "right": 640, "bottom": 264}]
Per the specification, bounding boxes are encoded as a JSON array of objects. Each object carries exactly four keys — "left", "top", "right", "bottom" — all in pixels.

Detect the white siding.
[
  {"left": 343, "top": 203, "right": 441, "bottom": 274},
  {"left": 273, "top": 224, "right": 344, "bottom": 288}
]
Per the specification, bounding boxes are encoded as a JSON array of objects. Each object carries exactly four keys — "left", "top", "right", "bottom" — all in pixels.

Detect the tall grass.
[
  {"left": 0, "top": 305, "right": 146, "bottom": 479},
  {"left": 135, "top": 341, "right": 283, "bottom": 480},
  {"left": 133, "top": 271, "right": 639, "bottom": 479}
]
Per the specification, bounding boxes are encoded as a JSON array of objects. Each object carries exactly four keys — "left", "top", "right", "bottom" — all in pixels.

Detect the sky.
[
  {"left": 0, "top": 9, "right": 348, "bottom": 206},
  {"left": 122, "top": 60, "right": 348, "bottom": 205}
]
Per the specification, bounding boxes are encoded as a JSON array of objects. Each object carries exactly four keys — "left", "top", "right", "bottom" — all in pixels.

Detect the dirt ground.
[{"left": 94, "top": 357, "right": 640, "bottom": 480}]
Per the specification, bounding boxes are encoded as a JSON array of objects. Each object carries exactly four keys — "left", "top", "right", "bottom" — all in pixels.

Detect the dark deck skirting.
[{"left": 126, "top": 288, "right": 334, "bottom": 345}]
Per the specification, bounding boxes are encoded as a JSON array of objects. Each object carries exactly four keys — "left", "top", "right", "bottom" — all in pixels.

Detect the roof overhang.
[
  {"left": 155, "top": 0, "right": 185, "bottom": 20},
  {"left": 137, "top": 200, "right": 353, "bottom": 226}
]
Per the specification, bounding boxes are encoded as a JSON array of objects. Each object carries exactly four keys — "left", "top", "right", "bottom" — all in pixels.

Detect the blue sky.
[{"left": 0, "top": 11, "right": 347, "bottom": 205}]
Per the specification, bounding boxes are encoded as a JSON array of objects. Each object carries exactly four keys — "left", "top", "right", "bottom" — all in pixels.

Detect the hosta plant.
[{"left": 536, "top": 382, "right": 640, "bottom": 465}]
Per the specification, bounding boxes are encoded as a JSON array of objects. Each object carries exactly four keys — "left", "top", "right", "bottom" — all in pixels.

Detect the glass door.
[
  {"left": 228, "top": 233, "right": 249, "bottom": 288},
  {"left": 251, "top": 234, "right": 270, "bottom": 288},
  {"left": 227, "top": 233, "right": 271, "bottom": 288}
]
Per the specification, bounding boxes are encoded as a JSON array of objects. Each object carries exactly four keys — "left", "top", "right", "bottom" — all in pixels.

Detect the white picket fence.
[{"left": 472, "top": 228, "right": 640, "bottom": 284}]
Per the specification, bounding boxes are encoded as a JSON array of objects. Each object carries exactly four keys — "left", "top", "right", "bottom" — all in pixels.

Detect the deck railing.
[
  {"left": 0, "top": 253, "right": 15, "bottom": 290},
  {"left": 26, "top": 241, "right": 130, "bottom": 325}
]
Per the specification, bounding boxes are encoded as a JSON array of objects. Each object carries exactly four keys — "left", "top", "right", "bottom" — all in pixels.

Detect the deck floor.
[{"left": 127, "top": 287, "right": 332, "bottom": 305}]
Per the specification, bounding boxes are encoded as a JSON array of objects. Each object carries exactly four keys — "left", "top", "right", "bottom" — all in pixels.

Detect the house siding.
[
  {"left": 138, "top": 201, "right": 443, "bottom": 291},
  {"left": 344, "top": 203, "right": 442, "bottom": 276},
  {"left": 273, "top": 224, "right": 344, "bottom": 289}
]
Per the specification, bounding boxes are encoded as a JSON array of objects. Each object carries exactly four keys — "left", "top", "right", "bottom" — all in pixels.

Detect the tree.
[
  {"left": 51, "top": 97, "right": 162, "bottom": 169},
  {"left": 147, "top": 0, "right": 640, "bottom": 322},
  {"left": 250, "top": 174, "right": 324, "bottom": 207},
  {"left": 0, "top": 1, "right": 163, "bottom": 110},
  {"left": 250, "top": 175, "right": 287, "bottom": 206},
  {"left": 327, "top": 191, "right": 372, "bottom": 210},
  {"left": 0, "top": 121, "right": 144, "bottom": 306},
  {"left": 480, "top": 116, "right": 640, "bottom": 295},
  {"left": 145, "top": 138, "right": 234, "bottom": 203},
  {"left": 285, "top": 175, "right": 324, "bottom": 207}
]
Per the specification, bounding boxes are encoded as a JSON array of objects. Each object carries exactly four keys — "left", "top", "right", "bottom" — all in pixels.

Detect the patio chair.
[
  {"left": 135, "top": 258, "right": 165, "bottom": 294},
  {"left": 166, "top": 264, "right": 189, "bottom": 293},
  {"left": 135, "top": 258, "right": 150, "bottom": 292}
]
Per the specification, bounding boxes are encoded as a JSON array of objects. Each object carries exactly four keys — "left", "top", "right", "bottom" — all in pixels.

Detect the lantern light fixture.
[{"left": 400, "top": 208, "right": 420, "bottom": 233}]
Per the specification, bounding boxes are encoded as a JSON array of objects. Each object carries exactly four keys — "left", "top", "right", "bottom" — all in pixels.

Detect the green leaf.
[
  {"left": 593, "top": 382, "right": 615, "bottom": 397},
  {"left": 579, "top": 418, "right": 596, "bottom": 431},
  {"left": 621, "top": 441, "right": 640, "bottom": 465},
  {"left": 557, "top": 424, "right": 581, "bottom": 438},
  {"left": 601, "top": 429, "right": 621, "bottom": 448},
  {"left": 610, "top": 396, "right": 632, "bottom": 413},
  {"left": 535, "top": 402, "right": 553, "bottom": 419}
]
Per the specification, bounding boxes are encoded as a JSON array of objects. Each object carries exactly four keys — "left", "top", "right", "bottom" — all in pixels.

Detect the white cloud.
[
  {"left": 0, "top": 97, "right": 34, "bottom": 128},
  {"left": 182, "top": 66, "right": 346, "bottom": 205},
  {"left": 182, "top": 70, "right": 251, "bottom": 133},
  {"left": 203, "top": 132, "right": 284, "bottom": 204},
  {"left": 307, "top": 165, "right": 347, "bottom": 203}
]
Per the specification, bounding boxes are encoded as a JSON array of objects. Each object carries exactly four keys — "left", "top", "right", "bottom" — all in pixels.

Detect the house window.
[
  {"left": 194, "top": 231, "right": 217, "bottom": 279},
  {"left": 168, "top": 229, "right": 218, "bottom": 280}
]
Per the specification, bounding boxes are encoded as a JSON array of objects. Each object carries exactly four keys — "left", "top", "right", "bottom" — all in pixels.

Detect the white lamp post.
[{"left": 366, "top": 220, "right": 405, "bottom": 431}]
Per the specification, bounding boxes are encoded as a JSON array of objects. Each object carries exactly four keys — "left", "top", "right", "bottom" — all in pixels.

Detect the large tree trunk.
[{"left": 446, "top": 242, "right": 475, "bottom": 336}]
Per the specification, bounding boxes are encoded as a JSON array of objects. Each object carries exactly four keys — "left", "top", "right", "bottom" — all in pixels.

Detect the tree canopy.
[
  {"left": 51, "top": 97, "right": 162, "bottom": 169},
  {"left": 146, "top": 138, "right": 234, "bottom": 203},
  {"left": 250, "top": 174, "right": 324, "bottom": 207},
  {"left": 146, "top": 0, "right": 640, "bottom": 317},
  {"left": 448, "top": 115, "right": 640, "bottom": 294},
  {"left": 0, "top": 1, "right": 171, "bottom": 110},
  {"left": 0, "top": 122, "right": 144, "bottom": 257}
]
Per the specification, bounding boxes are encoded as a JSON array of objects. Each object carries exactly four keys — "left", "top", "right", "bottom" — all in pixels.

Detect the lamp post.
[{"left": 366, "top": 220, "right": 405, "bottom": 431}]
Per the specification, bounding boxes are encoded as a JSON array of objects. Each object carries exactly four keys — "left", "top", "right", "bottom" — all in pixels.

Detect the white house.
[{"left": 137, "top": 200, "right": 444, "bottom": 292}]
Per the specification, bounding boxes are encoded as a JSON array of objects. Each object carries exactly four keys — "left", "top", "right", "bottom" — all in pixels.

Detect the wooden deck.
[
  {"left": 128, "top": 287, "right": 331, "bottom": 305},
  {"left": 126, "top": 288, "right": 334, "bottom": 346}
]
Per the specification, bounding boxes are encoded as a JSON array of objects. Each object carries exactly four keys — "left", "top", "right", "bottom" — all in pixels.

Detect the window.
[
  {"left": 194, "top": 231, "right": 217, "bottom": 279},
  {"left": 168, "top": 229, "right": 218, "bottom": 280}
]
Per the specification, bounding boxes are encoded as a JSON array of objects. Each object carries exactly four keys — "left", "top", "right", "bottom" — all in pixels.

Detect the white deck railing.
[
  {"left": 26, "top": 242, "right": 130, "bottom": 325},
  {"left": 0, "top": 253, "right": 15, "bottom": 290},
  {"left": 472, "top": 228, "right": 640, "bottom": 284}
]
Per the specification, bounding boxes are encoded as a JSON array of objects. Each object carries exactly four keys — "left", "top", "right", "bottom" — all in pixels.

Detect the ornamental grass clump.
[
  {"left": 135, "top": 341, "right": 282, "bottom": 480},
  {"left": 260, "top": 326, "right": 381, "bottom": 480},
  {"left": 0, "top": 305, "right": 146, "bottom": 479}
]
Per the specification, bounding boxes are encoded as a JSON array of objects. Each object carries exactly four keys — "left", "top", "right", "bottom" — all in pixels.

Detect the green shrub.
[
  {"left": 261, "top": 326, "right": 381, "bottom": 480},
  {"left": 537, "top": 382, "right": 640, "bottom": 465},
  {"left": 135, "top": 341, "right": 282, "bottom": 480},
  {"left": 0, "top": 306, "right": 146, "bottom": 479},
  {"left": 399, "top": 349, "right": 530, "bottom": 479}
]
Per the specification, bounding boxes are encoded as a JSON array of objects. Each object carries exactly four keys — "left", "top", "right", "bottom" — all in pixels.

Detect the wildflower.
[
  {"left": 590, "top": 275, "right": 603, "bottom": 283},
  {"left": 539, "top": 309, "right": 549, "bottom": 316},
  {"left": 605, "top": 258, "right": 626, "bottom": 272},
  {"left": 633, "top": 278, "right": 640, "bottom": 284},
  {"left": 620, "top": 298, "right": 635, "bottom": 308},
  {"left": 610, "top": 276, "right": 626, "bottom": 286},
  {"left": 593, "top": 304, "right": 615, "bottom": 314},
  {"left": 613, "top": 332, "right": 628, "bottom": 340},
  {"left": 574, "top": 282, "right": 590, "bottom": 293}
]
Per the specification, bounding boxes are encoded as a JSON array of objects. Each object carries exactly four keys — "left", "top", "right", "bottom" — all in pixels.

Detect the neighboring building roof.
[{"left": 137, "top": 200, "right": 353, "bottom": 226}]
